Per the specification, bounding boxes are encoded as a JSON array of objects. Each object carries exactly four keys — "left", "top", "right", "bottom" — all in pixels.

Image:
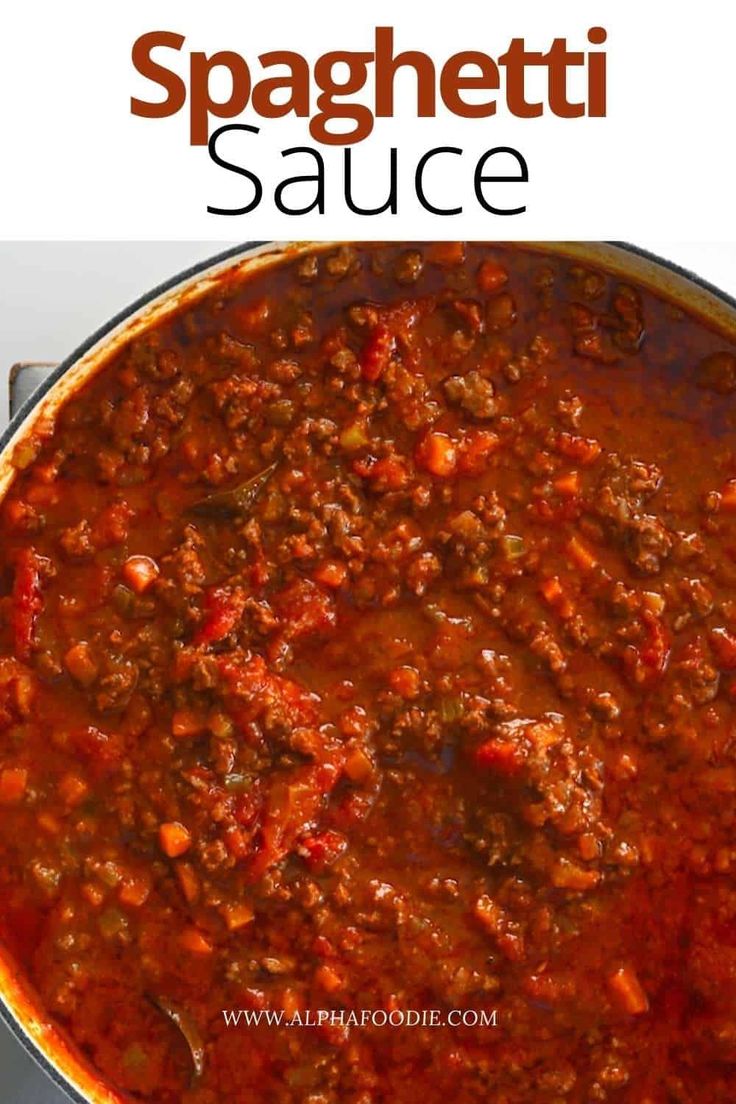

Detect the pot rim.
[{"left": 1, "top": 237, "right": 735, "bottom": 1104}]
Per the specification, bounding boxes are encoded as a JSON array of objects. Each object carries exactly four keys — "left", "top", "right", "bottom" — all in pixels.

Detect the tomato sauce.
[{"left": 2, "top": 243, "right": 736, "bottom": 1102}]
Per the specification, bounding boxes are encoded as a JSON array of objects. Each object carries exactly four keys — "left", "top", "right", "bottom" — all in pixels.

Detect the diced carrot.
[
  {"left": 416, "top": 432, "right": 458, "bottom": 478},
  {"left": 122, "top": 555, "right": 159, "bottom": 595},
  {"left": 37, "top": 811, "right": 61, "bottom": 835},
  {"left": 180, "top": 927, "right": 214, "bottom": 955},
  {"left": 608, "top": 965, "right": 649, "bottom": 1014},
  {"left": 64, "top": 641, "right": 99, "bottom": 687},
  {"left": 553, "top": 471, "right": 581, "bottom": 497},
  {"left": 539, "top": 576, "right": 574, "bottom": 619},
  {"left": 476, "top": 260, "right": 508, "bottom": 295},
  {"left": 344, "top": 747, "right": 374, "bottom": 783},
  {"left": 0, "top": 767, "right": 28, "bottom": 805},
  {"left": 119, "top": 873, "right": 151, "bottom": 908},
  {"left": 720, "top": 480, "right": 736, "bottom": 511},
  {"left": 314, "top": 964, "right": 343, "bottom": 993},
  {"left": 175, "top": 862, "right": 200, "bottom": 905},
  {"left": 566, "top": 535, "right": 598, "bottom": 573},
  {"left": 540, "top": 577, "right": 564, "bottom": 605},
  {"left": 475, "top": 739, "right": 523, "bottom": 775},
  {"left": 58, "top": 772, "right": 89, "bottom": 808},
  {"left": 313, "top": 561, "right": 348, "bottom": 589},
  {"left": 221, "top": 902, "right": 255, "bottom": 931},
  {"left": 388, "top": 666, "right": 422, "bottom": 699},
  {"left": 172, "top": 708, "right": 207, "bottom": 739},
  {"left": 550, "top": 858, "right": 600, "bottom": 891},
  {"left": 159, "top": 821, "right": 192, "bottom": 858},
  {"left": 426, "top": 242, "right": 465, "bottom": 267}
]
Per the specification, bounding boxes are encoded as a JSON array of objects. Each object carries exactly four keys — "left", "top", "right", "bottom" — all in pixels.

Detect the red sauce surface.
[{"left": 2, "top": 243, "right": 736, "bottom": 1102}]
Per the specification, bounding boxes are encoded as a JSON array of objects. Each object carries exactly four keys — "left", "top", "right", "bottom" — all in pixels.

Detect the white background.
[{"left": 1, "top": 0, "right": 735, "bottom": 239}]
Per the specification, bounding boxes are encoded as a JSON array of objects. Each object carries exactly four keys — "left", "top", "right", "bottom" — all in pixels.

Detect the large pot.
[{"left": 1, "top": 239, "right": 736, "bottom": 1103}]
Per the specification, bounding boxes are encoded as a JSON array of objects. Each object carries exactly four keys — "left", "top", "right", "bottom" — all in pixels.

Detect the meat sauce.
[{"left": 2, "top": 243, "right": 736, "bottom": 1103}]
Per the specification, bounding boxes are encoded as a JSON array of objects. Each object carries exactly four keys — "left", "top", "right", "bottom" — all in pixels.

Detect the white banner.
[{"left": 1, "top": 0, "right": 734, "bottom": 240}]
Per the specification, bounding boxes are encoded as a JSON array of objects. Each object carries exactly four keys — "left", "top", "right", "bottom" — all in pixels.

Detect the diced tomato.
[
  {"left": 640, "top": 612, "right": 671, "bottom": 677},
  {"left": 71, "top": 726, "right": 124, "bottom": 777},
  {"left": 623, "top": 612, "right": 670, "bottom": 689},
  {"left": 223, "top": 825, "right": 250, "bottom": 860},
  {"left": 556, "top": 432, "right": 602, "bottom": 467},
  {"left": 11, "top": 548, "right": 43, "bottom": 661},
  {"left": 299, "top": 829, "right": 348, "bottom": 872},
  {"left": 218, "top": 654, "right": 320, "bottom": 729},
  {"left": 475, "top": 739, "right": 523, "bottom": 775},
  {"left": 361, "top": 324, "right": 394, "bottom": 382},
  {"left": 353, "top": 454, "right": 410, "bottom": 491},
  {"left": 195, "top": 586, "right": 247, "bottom": 646},
  {"left": 250, "top": 758, "right": 344, "bottom": 879},
  {"left": 273, "top": 578, "right": 337, "bottom": 643}
]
